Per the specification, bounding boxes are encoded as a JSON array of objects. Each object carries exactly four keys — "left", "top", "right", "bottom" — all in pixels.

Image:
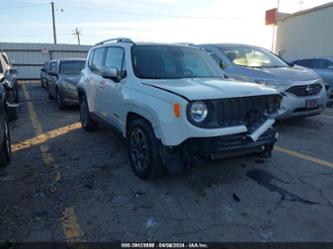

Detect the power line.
[
  {"left": 0, "top": 3, "right": 48, "bottom": 10},
  {"left": 62, "top": 3, "right": 250, "bottom": 20}
]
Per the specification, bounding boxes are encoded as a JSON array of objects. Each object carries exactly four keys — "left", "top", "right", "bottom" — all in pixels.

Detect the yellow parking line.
[
  {"left": 275, "top": 146, "right": 333, "bottom": 169},
  {"left": 62, "top": 207, "right": 83, "bottom": 242},
  {"left": 12, "top": 122, "right": 81, "bottom": 152},
  {"left": 21, "top": 83, "right": 83, "bottom": 242}
]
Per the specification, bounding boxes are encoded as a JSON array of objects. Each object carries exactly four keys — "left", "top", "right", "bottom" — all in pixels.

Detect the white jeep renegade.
[{"left": 78, "top": 38, "right": 282, "bottom": 179}]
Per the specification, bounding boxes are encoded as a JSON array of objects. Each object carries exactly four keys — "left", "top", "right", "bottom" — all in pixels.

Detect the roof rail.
[
  {"left": 95, "top": 37, "right": 135, "bottom": 46},
  {"left": 174, "top": 42, "right": 196, "bottom": 46}
]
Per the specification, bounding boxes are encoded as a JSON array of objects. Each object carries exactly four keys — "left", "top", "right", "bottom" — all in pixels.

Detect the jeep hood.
[{"left": 142, "top": 78, "right": 278, "bottom": 100}]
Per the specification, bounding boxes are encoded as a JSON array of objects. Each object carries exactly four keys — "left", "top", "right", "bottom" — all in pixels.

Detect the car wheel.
[
  {"left": 56, "top": 89, "right": 66, "bottom": 110},
  {"left": 79, "top": 95, "right": 98, "bottom": 132},
  {"left": 0, "top": 114, "right": 12, "bottom": 167},
  {"left": 6, "top": 106, "right": 17, "bottom": 121},
  {"left": 128, "top": 118, "right": 164, "bottom": 179},
  {"left": 48, "top": 85, "right": 53, "bottom": 99},
  {"left": 13, "top": 84, "right": 19, "bottom": 103}
]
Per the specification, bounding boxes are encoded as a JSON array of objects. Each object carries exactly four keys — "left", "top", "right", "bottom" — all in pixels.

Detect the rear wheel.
[
  {"left": 128, "top": 118, "right": 164, "bottom": 179},
  {"left": 79, "top": 95, "right": 98, "bottom": 132},
  {"left": 0, "top": 115, "right": 12, "bottom": 167}
]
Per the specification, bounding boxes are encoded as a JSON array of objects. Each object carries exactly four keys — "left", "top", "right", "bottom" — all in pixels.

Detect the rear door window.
[{"left": 90, "top": 48, "right": 105, "bottom": 73}]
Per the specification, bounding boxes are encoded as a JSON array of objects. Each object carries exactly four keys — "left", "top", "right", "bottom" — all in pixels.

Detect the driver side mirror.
[
  {"left": 101, "top": 67, "right": 121, "bottom": 82},
  {"left": 49, "top": 71, "right": 57, "bottom": 76},
  {"left": 219, "top": 61, "right": 227, "bottom": 69}
]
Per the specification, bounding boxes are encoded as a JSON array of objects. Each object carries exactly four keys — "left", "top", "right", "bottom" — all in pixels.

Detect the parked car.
[
  {"left": 292, "top": 57, "right": 333, "bottom": 107},
  {"left": 78, "top": 38, "right": 282, "bottom": 179},
  {"left": 0, "top": 51, "right": 19, "bottom": 121},
  {"left": 0, "top": 82, "right": 12, "bottom": 167},
  {"left": 47, "top": 58, "right": 85, "bottom": 110},
  {"left": 199, "top": 44, "right": 328, "bottom": 119},
  {"left": 40, "top": 60, "right": 52, "bottom": 88}
]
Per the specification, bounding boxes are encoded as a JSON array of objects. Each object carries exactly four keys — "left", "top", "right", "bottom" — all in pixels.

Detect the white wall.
[
  {"left": 0, "top": 43, "right": 92, "bottom": 79},
  {"left": 275, "top": 4, "right": 333, "bottom": 61}
]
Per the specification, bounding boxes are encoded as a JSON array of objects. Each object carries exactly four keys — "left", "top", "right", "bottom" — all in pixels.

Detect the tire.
[
  {"left": 48, "top": 85, "right": 53, "bottom": 99},
  {"left": 79, "top": 95, "right": 98, "bottom": 132},
  {"left": 127, "top": 118, "right": 164, "bottom": 179},
  {"left": 0, "top": 114, "right": 12, "bottom": 167},
  {"left": 13, "top": 83, "right": 19, "bottom": 103},
  {"left": 5, "top": 90, "right": 18, "bottom": 121},
  {"left": 56, "top": 88, "right": 66, "bottom": 110},
  {"left": 7, "top": 107, "right": 17, "bottom": 121}
]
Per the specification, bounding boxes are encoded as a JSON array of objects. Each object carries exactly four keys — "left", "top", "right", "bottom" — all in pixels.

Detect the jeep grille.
[{"left": 216, "top": 95, "right": 281, "bottom": 131}]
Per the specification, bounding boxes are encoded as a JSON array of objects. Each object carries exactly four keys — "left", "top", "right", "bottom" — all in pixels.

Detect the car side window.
[
  {"left": 297, "top": 59, "right": 315, "bottom": 68},
  {"left": 2, "top": 55, "right": 10, "bottom": 66},
  {"left": 90, "top": 48, "right": 105, "bottom": 73},
  {"left": 318, "top": 59, "right": 333, "bottom": 69},
  {"left": 88, "top": 50, "right": 95, "bottom": 70},
  {"left": 104, "top": 47, "right": 125, "bottom": 72}
]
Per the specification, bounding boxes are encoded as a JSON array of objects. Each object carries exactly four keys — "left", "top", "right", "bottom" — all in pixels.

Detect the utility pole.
[
  {"left": 51, "top": 2, "right": 57, "bottom": 44},
  {"left": 73, "top": 28, "right": 81, "bottom": 45}
]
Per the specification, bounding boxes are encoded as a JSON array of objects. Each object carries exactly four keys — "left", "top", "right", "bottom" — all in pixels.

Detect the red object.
[{"left": 265, "top": 8, "right": 277, "bottom": 25}]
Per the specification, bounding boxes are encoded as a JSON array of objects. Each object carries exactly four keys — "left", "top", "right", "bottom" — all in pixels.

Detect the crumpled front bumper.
[{"left": 179, "top": 127, "right": 277, "bottom": 160}]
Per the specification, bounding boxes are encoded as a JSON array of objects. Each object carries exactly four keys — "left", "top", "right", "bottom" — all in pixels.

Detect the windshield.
[
  {"left": 220, "top": 46, "right": 288, "bottom": 68},
  {"left": 60, "top": 61, "right": 85, "bottom": 74},
  {"left": 132, "top": 45, "right": 222, "bottom": 79}
]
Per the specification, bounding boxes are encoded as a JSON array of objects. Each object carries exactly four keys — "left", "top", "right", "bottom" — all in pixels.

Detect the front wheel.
[
  {"left": 13, "top": 83, "right": 19, "bottom": 103},
  {"left": 56, "top": 89, "right": 66, "bottom": 110},
  {"left": 0, "top": 115, "right": 12, "bottom": 167},
  {"left": 79, "top": 95, "right": 98, "bottom": 132},
  {"left": 7, "top": 106, "right": 17, "bottom": 121},
  {"left": 128, "top": 119, "right": 164, "bottom": 179},
  {"left": 48, "top": 85, "right": 53, "bottom": 99}
]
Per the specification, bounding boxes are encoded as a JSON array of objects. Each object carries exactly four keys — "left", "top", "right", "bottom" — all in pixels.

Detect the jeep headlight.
[{"left": 189, "top": 101, "right": 208, "bottom": 123}]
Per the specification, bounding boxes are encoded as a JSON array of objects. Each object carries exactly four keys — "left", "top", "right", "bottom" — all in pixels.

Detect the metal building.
[
  {"left": 0, "top": 42, "right": 92, "bottom": 79},
  {"left": 275, "top": 2, "right": 333, "bottom": 61}
]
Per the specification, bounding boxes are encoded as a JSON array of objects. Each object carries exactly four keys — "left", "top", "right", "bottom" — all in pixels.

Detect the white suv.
[{"left": 78, "top": 38, "right": 282, "bottom": 179}]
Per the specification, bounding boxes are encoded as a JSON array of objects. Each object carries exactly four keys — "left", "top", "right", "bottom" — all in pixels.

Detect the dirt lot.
[{"left": 1, "top": 81, "right": 333, "bottom": 242}]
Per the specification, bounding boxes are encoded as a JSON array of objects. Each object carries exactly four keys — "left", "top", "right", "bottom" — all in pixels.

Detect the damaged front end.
[{"left": 160, "top": 94, "right": 282, "bottom": 168}]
